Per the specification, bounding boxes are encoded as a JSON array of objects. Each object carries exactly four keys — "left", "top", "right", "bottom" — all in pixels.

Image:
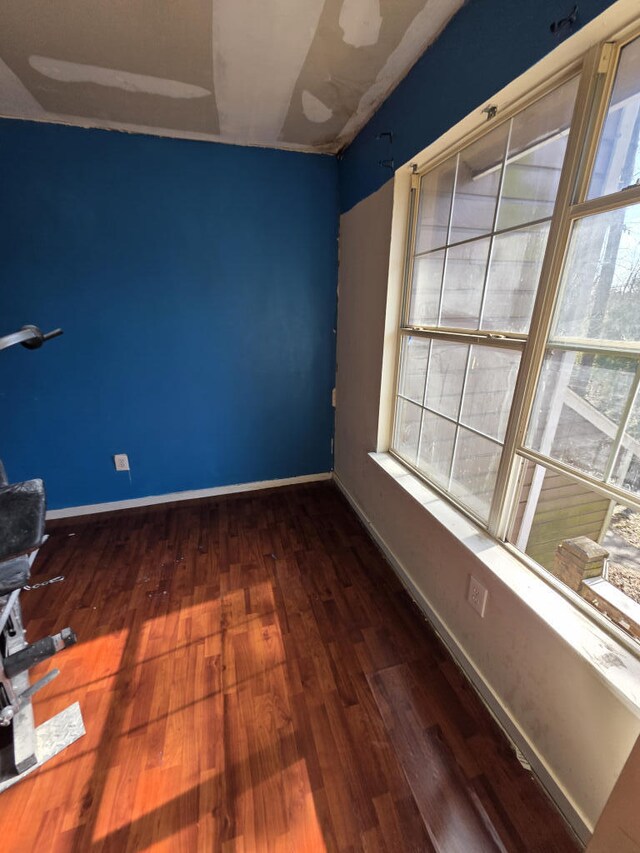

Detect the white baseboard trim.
[
  {"left": 333, "top": 472, "right": 590, "bottom": 847},
  {"left": 46, "top": 472, "right": 333, "bottom": 520}
]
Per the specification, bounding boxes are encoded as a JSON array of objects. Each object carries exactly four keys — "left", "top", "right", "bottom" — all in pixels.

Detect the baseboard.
[
  {"left": 333, "top": 472, "right": 590, "bottom": 847},
  {"left": 46, "top": 472, "right": 333, "bottom": 520}
]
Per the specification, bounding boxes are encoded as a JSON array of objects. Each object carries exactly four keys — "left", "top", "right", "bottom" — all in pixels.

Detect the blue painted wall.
[
  {"left": 0, "top": 120, "right": 338, "bottom": 509},
  {"left": 0, "top": 0, "right": 622, "bottom": 509},
  {"left": 339, "top": 0, "right": 618, "bottom": 213}
]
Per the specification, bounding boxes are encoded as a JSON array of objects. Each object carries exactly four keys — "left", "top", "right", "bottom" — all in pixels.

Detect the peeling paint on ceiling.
[
  {"left": 339, "top": 0, "right": 383, "bottom": 48},
  {"left": 302, "top": 90, "right": 334, "bottom": 123},
  {"left": 29, "top": 56, "right": 213, "bottom": 99},
  {"left": 0, "top": 0, "right": 463, "bottom": 153}
]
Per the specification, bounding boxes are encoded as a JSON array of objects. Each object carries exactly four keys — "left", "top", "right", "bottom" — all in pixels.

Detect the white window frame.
[{"left": 391, "top": 20, "right": 640, "bottom": 554}]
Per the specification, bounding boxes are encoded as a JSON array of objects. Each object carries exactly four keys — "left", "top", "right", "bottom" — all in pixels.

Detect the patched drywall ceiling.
[{"left": 0, "top": 0, "right": 463, "bottom": 153}]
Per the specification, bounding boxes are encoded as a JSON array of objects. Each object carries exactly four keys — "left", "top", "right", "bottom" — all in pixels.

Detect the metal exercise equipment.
[
  {"left": 0, "top": 324, "right": 63, "bottom": 352},
  {"left": 0, "top": 325, "right": 84, "bottom": 792}
]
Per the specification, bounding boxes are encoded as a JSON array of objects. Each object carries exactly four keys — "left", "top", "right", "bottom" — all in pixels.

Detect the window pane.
[
  {"left": 408, "top": 251, "right": 445, "bottom": 326},
  {"left": 497, "top": 77, "right": 577, "bottom": 230},
  {"left": 482, "top": 223, "right": 550, "bottom": 333},
  {"left": 425, "top": 340, "right": 468, "bottom": 419},
  {"left": 610, "top": 381, "right": 640, "bottom": 496},
  {"left": 509, "top": 459, "right": 615, "bottom": 568},
  {"left": 526, "top": 349, "right": 637, "bottom": 479},
  {"left": 398, "top": 336, "right": 430, "bottom": 404},
  {"left": 415, "top": 158, "right": 456, "bottom": 254},
  {"left": 417, "top": 411, "right": 456, "bottom": 490},
  {"left": 461, "top": 346, "right": 520, "bottom": 442},
  {"left": 553, "top": 204, "right": 640, "bottom": 342},
  {"left": 603, "top": 505, "right": 640, "bottom": 612},
  {"left": 510, "top": 461, "right": 609, "bottom": 564},
  {"left": 394, "top": 398, "right": 422, "bottom": 465},
  {"left": 450, "top": 428, "right": 502, "bottom": 520},
  {"left": 589, "top": 35, "right": 640, "bottom": 200},
  {"left": 449, "top": 123, "right": 509, "bottom": 245},
  {"left": 440, "top": 237, "right": 491, "bottom": 329},
  {"left": 510, "top": 459, "right": 640, "bottom": 644}
]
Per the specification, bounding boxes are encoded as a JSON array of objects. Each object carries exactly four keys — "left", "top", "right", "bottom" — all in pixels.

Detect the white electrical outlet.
[
  {"left": 467, "top": 575, "right": 488, "bottom": 617},
  {"left": 113, "top": 453, "right": 130, "bottom": 472}
]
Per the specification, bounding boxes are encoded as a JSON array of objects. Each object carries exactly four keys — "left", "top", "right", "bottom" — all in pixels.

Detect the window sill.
[
  {"left": 369, "top": 450, "right": 640, "bottom": 717},
  {"left": 583, "top": 577, "right": 640, "bottom": 640}
]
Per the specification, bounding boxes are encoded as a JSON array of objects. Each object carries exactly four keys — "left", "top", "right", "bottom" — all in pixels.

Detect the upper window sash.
[{"left": 403, "top": 75, "right": 580, "bottom": 339}]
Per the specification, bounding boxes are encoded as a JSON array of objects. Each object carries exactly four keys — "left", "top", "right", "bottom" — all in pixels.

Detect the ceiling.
[{"left": 0, "top": 0, "right": 463, "bottom": 154}]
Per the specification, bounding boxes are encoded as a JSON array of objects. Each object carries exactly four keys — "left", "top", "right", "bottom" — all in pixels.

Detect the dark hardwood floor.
[{"left": 1, "top": 482, "right": 578, "bottom": 851}]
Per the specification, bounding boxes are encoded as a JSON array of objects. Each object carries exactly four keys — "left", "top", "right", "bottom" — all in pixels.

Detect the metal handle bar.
[{"left": 0, "top": 325, "right": 63, "bottom": 352}]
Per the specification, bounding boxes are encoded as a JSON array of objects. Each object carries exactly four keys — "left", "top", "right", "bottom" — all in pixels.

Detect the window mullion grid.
[
  {"left": 449, "top": 119, "right": 511, "bottom": 495},
  {"left": 414, "top": 408, "right": 426, "bottom": 471},
  {"left": 446, "top": 154, "right": 459, "bottom": 246},
  {"left": 436, "top": 408, "right": 504, "bottom": 446},
  {"left": 414, "top": 405, "right": 425, "bottom": 469},
  {"left": 414, "top": 338, "right": 433, "bottom": 471},
  {"left": 436, "top": 153, "right": 459, "bottom": 326},
  {"left": 421, "top": 339, "right": 432, "bottom": 409},
  {"left": 548, "top": 338, "right": 640, "bottom": 358},
  {"left": 396, "top": 390, "right": 506, "bottom": 446},
  {"left": 504, "top": 37, "right": 640, "bottom": 523},
  {"left": 519, "top": 446, "right": 640, "bottom": 514},
  {"left": 477, "top": 118, "right": 513, "bottom": 328},
  {"left": 447, "top": 344, "right": 473, "bottom": 492},
  {"left": 399, "top": 327, "right": 526, "bottom": 350},
  {"left": 388, "top": 447, "right": 488, "bottom": 527},
  {"left": 487, "top": 44, "right": 605, "bottom": 539},
  {"left": 510, "top": 97, "right": 640, "bottom": 506},
  {"left": 397, "top": 43, "right": 629, "bottom": 540},
  {"left": 569, "top": 182, "right": 640, "bottom": 220},
  {"left": 400, "top": 179, "right": 422, "bottom": 328},
  {"left": 412, "top": 214, "right": 553, "bottom": 261},
  {"left": 602, "top": 361, "right": 640, "bottom": 482},
  {"left": 390, "top": 392, "right": 406, "bottom": 463},
  {"left": 391, "top": 173, "right": 422, "bottom": 455}
]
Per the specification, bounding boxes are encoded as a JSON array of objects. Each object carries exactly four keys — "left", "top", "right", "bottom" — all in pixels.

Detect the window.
[
  {"left": 393, "top": 28, "right": 640, "bottom": 643},
  {"left": 395, "top": 76, "right": 579, "bottom": 522}
]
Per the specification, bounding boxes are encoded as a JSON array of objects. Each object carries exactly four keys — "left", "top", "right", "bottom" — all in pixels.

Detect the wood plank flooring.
[{"left": 0, "top": 482, "right": 578, "bottom": 851}]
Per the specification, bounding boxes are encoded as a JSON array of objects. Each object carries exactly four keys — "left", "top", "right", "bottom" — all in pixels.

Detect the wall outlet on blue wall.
[{"left": 113, "top": 454, "right": 130, "bottom": 472}]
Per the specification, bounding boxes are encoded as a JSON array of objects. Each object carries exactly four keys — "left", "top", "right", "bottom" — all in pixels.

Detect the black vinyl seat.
[
  {"left": 0, "top": 556, "right": 31, "bottom": 597},
  {"left": 0, "top": 461, "right": 46, "bottom": 594},
  {"left": 0, "top": 480, "right": 46, "bottom": 564}
]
